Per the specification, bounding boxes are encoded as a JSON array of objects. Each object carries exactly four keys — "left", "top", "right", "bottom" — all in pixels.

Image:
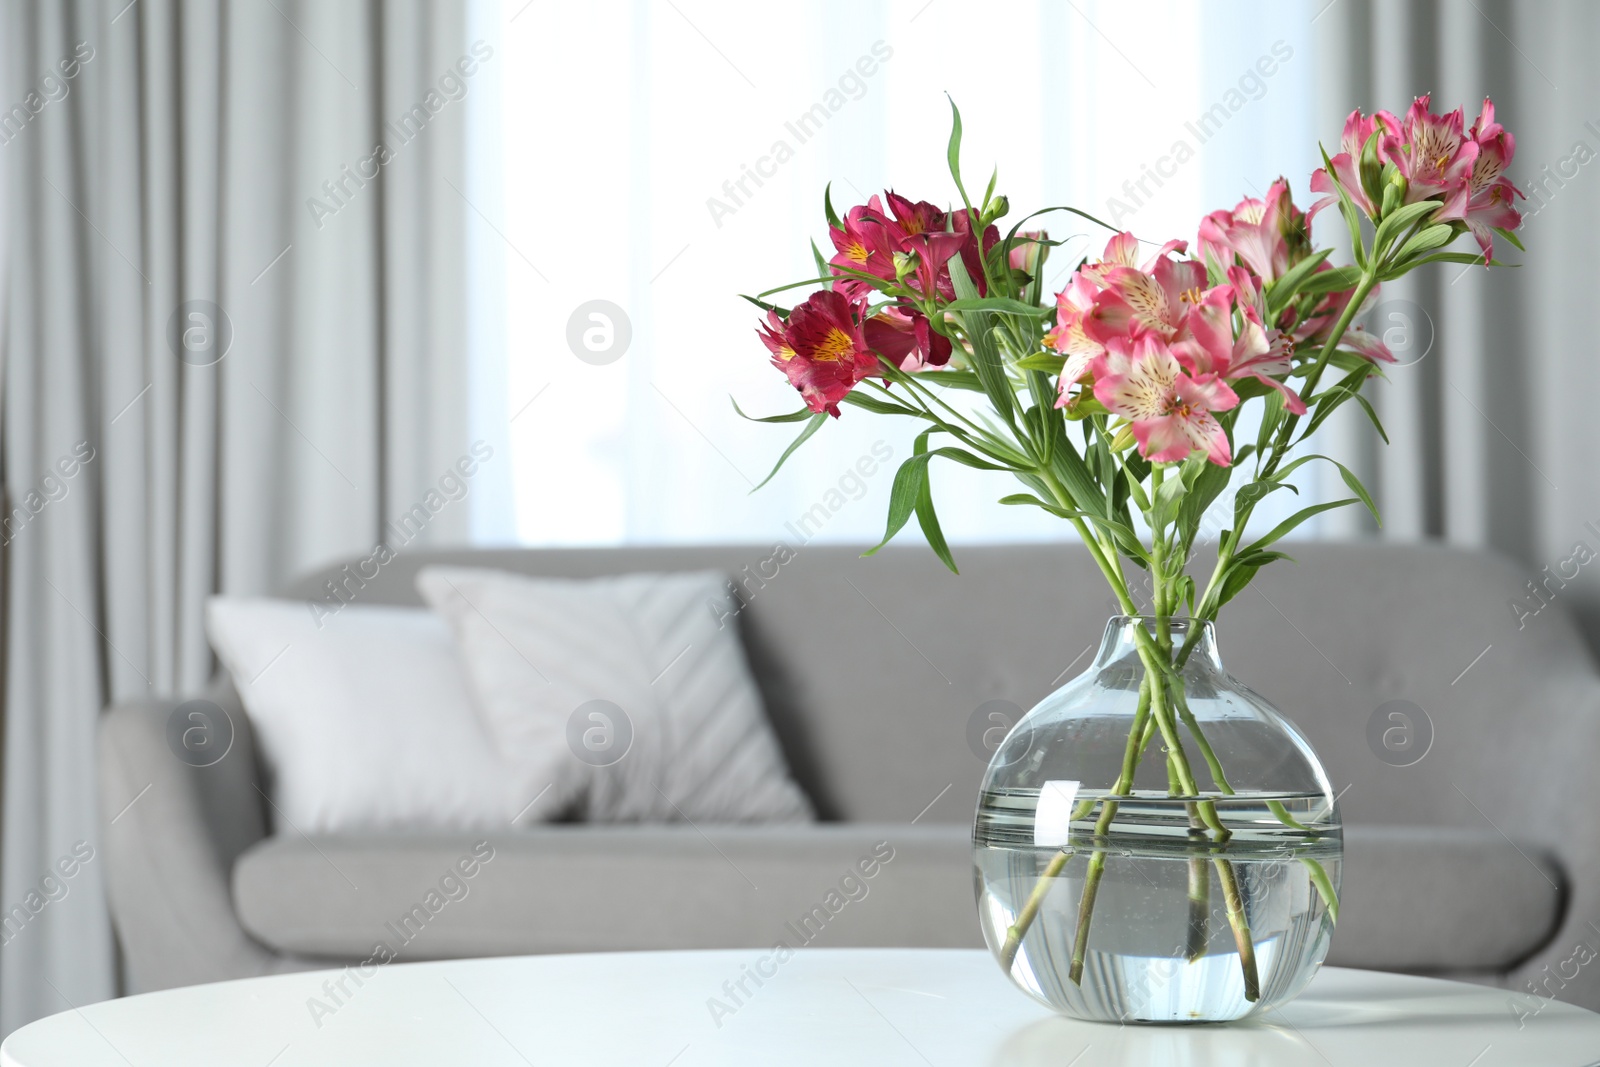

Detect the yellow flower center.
[
  {"left": 845, "top": 241, "right": 870, "bottom": 264},
  {"left": 1180, "top": 287, "right": 1203, "bottom": 305},
  {"left": 812, "top": 328, "right": 856, "bottom": 362}
]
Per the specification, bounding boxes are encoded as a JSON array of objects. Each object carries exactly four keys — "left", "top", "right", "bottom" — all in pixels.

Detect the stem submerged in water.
[{"left": 1214, "top": 856, "right": 1261, "bottom": 1002}]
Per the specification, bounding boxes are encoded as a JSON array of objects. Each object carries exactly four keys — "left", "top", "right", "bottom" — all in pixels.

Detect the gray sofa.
[{"left": 98, "top": 542, "right": 1600, "bottom": 1010}]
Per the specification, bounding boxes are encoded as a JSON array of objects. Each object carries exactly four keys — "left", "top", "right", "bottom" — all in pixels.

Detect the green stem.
[
  {"left": 1301, "top": 857, "right": 1340, "bottom": 926},
  {"left": 1214, "top": 857, "right": 1261, "bottom": 1002},
  {"left": 1059, "top": 677, "right": 1153, "bottom": 981},
  {"left": 998, "top": 847, "right": 1075, "bottom": 973},
  {"left": 1186, "top": 831, "right": 1211, "bottom": 962}
]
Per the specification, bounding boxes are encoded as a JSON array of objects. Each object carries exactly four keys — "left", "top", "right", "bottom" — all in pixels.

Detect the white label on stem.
[{"left": 1033, "top": 779, "right": 1081, "bottom": 848}]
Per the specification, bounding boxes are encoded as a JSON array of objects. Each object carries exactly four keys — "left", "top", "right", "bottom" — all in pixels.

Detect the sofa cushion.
[
  {"left": 233, "top": 823, "right": 1563, "bottom": 974},
  {"left": 1327, "top": 826, "right": 1564, "bottom": 973},
  {"left": 416, "top": 566, "right": 814, "bottom": 826},
  {"left": 233, "top": 825, "right": 979, "bottom": 960}
]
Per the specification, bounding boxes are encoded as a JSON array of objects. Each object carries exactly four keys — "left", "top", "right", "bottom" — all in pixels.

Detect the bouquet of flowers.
[{"left": 740, "top": 96, "right": 1524, "bottom": 1009}]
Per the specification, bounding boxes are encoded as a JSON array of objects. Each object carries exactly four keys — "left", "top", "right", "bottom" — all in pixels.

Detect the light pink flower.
[
  {"left": 1046, "top": 232, "right": 1193, "bottom": 407},
  {"left": 1309, "top": 108, "right": 1401, "bottom": 222},
  {"left": 1045, "top": 273, "right": 1104, "bottom": 404},
  {"left": 1093, "top": 334, "right": 1238, "bottom": 466},
  {"left": 1455, "top": 98, "right": 1525, "bottom": 262},
  {"left": 1388, "top": 94, "right": 1478, "bottom": 215},
  {"left": 1172, "top": 272, "right": 1306, "bottom": 414},
  {"left": 1199, "top": 179, "right": 1309, "bottom": 282}
]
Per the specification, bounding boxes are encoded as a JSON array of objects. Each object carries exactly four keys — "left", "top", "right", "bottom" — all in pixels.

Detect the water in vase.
[{"left": 974, "top": 788, "right": 1341, "bottom": 1023}]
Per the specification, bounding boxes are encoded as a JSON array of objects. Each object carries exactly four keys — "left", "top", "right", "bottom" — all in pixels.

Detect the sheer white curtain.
[{"left": 484, "top": 0, "right": 1329, "bottom": 550}]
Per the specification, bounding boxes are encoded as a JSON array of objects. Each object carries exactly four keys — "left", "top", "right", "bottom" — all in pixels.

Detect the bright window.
[{"left": 477, "top": 0, "right": 1323, "bottom": 547}]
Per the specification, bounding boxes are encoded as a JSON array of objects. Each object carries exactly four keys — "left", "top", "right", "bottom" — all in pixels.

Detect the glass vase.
[{"left": 973, "top": 616, "right": 1341, "bottom": 1023}]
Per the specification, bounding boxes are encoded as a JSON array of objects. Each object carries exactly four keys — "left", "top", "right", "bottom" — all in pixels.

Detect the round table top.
[{"left": 4, "top": 949, "right": 1598, "bottom": 1066}]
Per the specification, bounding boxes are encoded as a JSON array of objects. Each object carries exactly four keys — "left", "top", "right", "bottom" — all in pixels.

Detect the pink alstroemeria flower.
[
  {"left": 863, "top": 306, "right": 952, "bottom": 371},
  {"left": 1045, "top": 233, "right": 1194, "bottom": 407},
  {"left": 827, "top": 197, "right": 900, "bottom": 299},
  {"left": 1045, "top": 273, "right": 1105, "bottom": 404},
  {"left": 1093, "top": 334, "right": 1239, "bottom": 466},
  {"left": 1309, "top": 108, "right": 1401, "bottom": 222},
  {"left": 1199, "top": 179, "right": 1312, "bottom": 282},
  {"left": 1008, "top": 230, "right": 1047, "bottom": 275},
  {"left": 1173, "top": 273, "right": 1306, "bottom": 415},
  {"left": 827, "top": 191, "right": 949, "bottom": 299},
  {"left": 1456, "top": 98, "right": 1525, "bottom": 262},
  {"left": 1084, "top": 256, "right": 1207, "bottom": 343},
  {"left": 758, "top": 290, "right": 879, "bottom": 416},
  {"left": 1387, "top": 94, "right": 1479, "bottom": 215}
]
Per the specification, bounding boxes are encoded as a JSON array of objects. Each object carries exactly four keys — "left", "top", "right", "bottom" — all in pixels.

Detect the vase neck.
[{"left": 1090, "top": 616, "right": 1222, "bottom": 672}]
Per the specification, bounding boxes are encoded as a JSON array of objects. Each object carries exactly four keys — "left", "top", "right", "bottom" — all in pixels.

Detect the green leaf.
[
  {"left": 1014, "top": 353, "right": 1067, "bottom": 374},
  {"left": 864, "top": 438, "right": 1005, "bottom": 562},
  {"left": 946, "top": 256, "right": 1016, "bottom": 428},
  {"left": 1150, "top": 475, "right": 1188, "bottom": 533},
  {"left": 1001, "top": 204, "right": 1120, "bottom": 248},
  {"left": 755, "top": 275, "right": 850, "bottom": 299},
  {"left": 1254, "top": 389, "right": 1285, "bottom": 459},
  {"left": 1321, "top": 144, "right": 1368, "bottom": 270},
  {"left": 1177, "top": 458, "right": 1231, "bottom": 549},
  {"left": 731, "top": 397, "right": 813, "bottom": 424},
  {"left": 1333, "top": 459, "right": 1381, "bottom": 526},
  {"left": 920, "top": 369, "right": 988, "bottom": 392},
  {"left": 912, "top": 435, "right": 957, "bottom": 574},
  {"left": 1048, "top": 438, "right": 1105, "bottom": 520},
  {"left": 864, "top": 440, "right": 933, "bottom": 556},
  {"left": 999, "top": 492, "right": 1072, "bottom": 518},
  {"left": 1494, "top": 226, "right": 1525, "bottom": 252},
  {"left": 1408, "top": 250, "right": 1510, "bottom": 268},
  {"left": 1265, "top": 249, "right": 1332, "bottom": 318},
  {"left": 1214, "top": 550, "right": 1295, "bottom": 609},
  {"left": 1391, "top": 223, "right": 1454, "bottom": 265},
  {"left": 1373, "top": 199, "right": 1443, "bottom": 260},
  {"left": 1242, "top": 498, "right": 1358, "bottom": 554},
  {"left": 982, "top": 166, "right": 998, "bottom": 209},
  {"left": 1350, "top": 390, "right": 1389, "bottom": 444},
  {"left": 824, "top": 182, "right": 842, "bottom": 230},
  {"left": 927, "top": 446, "right": 1010, "bottom": 471},
  {"left": 751, "top": 412, "right": 828, "bottom": 492},
  {"left": 1272, "top": 454, "right": 1381, "bottom": 527},
  {"left": 838, "top": 391, "right": 922, "bottom": 417},
  {"left": 1300, "top": 363, "right": 1374, "bottom": 440},
  {"left": 1295, "top": 264, "right": 1365, "bottom": 296},
  {"left": 810, "top": 239, "right": 832, "bottom": 287},
  {"left": 941, "top": 297, "right": 1053, "bottom": 320},
  {"left": 740, "top": 294, "right": 787, "bottom": 316},
  {"left": 945, "top": 96, "right": 972, "bottom": 211}
]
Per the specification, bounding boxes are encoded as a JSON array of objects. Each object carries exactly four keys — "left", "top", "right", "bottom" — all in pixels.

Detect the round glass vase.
[{"left": 973, "top": 616, "right": 1342, "bottom": 1024}]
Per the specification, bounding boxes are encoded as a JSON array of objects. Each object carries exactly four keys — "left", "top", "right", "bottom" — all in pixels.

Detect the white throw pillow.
[
  {"left": 205, "top": 598, "right": 517, "bottom": 833},
  {"left": 415, "top": 566, "right": 814, "bottom": 825}
]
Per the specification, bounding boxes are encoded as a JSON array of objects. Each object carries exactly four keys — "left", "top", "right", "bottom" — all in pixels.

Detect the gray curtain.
[
  {"left": 1318, "top": 0, "right": 1600, "bottom": 636},
  {"left": 0, "top": 0, "right": 479, "bottom": 1033},
  {"left": 1317, "top": 0, "right": 1600, "bottom": 1006}
]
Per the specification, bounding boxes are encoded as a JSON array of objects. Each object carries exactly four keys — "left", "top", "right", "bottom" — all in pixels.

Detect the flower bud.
[
  {"left": 892, "top": 250, "right": 918, "bottom": 281},
  {"left": 1379, "top": 181, "right": 1402, "bottom": 219},
  {"left": 981, "top": 195, "right": 1010, "bottom": 227}
]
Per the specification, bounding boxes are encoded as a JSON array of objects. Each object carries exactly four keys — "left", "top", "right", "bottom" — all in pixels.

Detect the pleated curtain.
[
  {"left": 1316, "top": 0, "right": 1600, "bottom": 643},
  {"left": 0, "top": 0, "right": 479, "bottom": 1033}
]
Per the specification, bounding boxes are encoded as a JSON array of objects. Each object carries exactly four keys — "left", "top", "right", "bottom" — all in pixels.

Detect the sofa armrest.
[{"left": 97, "top": 687, "right": 303, "bottom": 992}]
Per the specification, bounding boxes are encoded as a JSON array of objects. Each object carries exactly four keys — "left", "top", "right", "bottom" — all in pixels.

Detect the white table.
[{"left": 4, "top": 949, "right": 1598, "bottom": 1066}]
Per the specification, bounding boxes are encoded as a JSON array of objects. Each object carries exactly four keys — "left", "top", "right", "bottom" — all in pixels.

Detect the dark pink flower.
[
  {"left": 863, "top": 306, "right": 952, "bottom": 371},
  {"left": 758, "top": 291, "right": 879, "bottom": 416}
]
